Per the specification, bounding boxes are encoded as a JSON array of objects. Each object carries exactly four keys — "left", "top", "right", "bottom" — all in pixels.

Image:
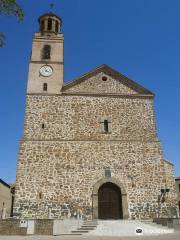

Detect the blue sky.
[{"left": 0, "top": 0, "right": 180, "bottom": 183}]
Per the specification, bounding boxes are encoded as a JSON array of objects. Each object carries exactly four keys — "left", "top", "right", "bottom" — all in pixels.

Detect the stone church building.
[{"left": 13, "top": 12, "right": 178, "bottom": 220}]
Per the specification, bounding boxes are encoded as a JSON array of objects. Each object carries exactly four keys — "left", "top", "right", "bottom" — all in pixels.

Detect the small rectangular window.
[
  {"left": 105, "top": 168, "right": 111, "bottom": 178},
  {"left": 39, "top": 192, "right": 42, "bottom": 200},
  {"left": 104, "top": 120, "right": 109, "bottom": 133},
  {"left": 42, "top": 124, "right": 45, "bottom": 129},
  {"left": 43, "top": 83, "right": 47, "bottom": 91},
  {"left": 100, "top": 118, "right": 111, "bottom": 134}
]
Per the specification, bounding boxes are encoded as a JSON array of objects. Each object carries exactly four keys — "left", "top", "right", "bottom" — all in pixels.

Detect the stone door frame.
[{"left": 92, "top": 177, "right": 129, "bottom": 219}]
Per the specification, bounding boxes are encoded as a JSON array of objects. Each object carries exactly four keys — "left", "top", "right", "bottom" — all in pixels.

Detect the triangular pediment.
[{"left": 62, "top": 64, "right": 154, "bottom": 96}]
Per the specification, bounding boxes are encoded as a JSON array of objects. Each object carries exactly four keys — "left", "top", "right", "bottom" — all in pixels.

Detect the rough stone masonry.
[{"left": 13, "top": 12, "right": 178, "bottom": 220}]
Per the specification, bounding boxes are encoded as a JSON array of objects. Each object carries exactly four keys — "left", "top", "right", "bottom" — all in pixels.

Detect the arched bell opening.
[{"left": 47, "top": 18, "right": 52, "bottom": 31}]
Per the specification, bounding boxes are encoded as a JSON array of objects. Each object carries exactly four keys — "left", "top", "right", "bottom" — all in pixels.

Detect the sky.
[{"left": 0, "top": 0, "right": 180, "bottom": 183}]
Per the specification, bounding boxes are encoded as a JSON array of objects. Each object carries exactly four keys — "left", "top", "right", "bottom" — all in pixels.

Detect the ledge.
[
  {"left": 26, "top": 92, "right": 154, "bottom": 99},
  {"left": 20, "top": 138, "right": 160, "bottom": 143}
]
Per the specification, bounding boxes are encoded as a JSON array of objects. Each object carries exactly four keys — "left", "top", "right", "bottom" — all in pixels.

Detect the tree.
[{"left": 0, "top": 0, "right": 24, "bottom": 47}]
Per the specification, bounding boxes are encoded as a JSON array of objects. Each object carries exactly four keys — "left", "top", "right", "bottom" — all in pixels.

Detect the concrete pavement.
[{"left": 0, "top": 232, "right": 180, "bottom": 240}]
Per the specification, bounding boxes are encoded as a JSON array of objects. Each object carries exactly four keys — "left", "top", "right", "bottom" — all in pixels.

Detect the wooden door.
[{"left": 98, "top": 182, "right": 122, "bottom": 219}]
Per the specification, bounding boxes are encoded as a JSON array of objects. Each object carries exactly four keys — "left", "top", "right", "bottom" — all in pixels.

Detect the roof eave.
[{"left": 0, "top": 179, "right": 10, "bottom": 188}]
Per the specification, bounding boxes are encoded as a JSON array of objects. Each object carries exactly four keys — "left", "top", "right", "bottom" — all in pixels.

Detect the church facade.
[{"left": 13, "top": 13, "right": 178, "bottom": 220}]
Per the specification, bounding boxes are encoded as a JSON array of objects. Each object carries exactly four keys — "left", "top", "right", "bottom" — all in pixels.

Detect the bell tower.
[{"left": 27, "top": 12, "right": 64, "bottom": 94}]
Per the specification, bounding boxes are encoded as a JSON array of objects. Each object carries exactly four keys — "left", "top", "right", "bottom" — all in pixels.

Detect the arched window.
[
  {"left": 55, "top": 21, "right": 59, "bottom": 33},
  {"left": 43, "top": 83, "right": 47, "bottom": 91},
  {"left": 47, "top": 18, "right": 52, "bottom": 30},
  {"left": 40, "top": 20, "right": 45, "bottom": 32},
  {"left": 42, "top": 45, "right": 51, "bottom": 59}
]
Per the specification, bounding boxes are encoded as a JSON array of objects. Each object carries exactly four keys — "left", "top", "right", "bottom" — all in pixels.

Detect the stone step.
[
  {"left": 140, "top": 219, "right": 153, "bottom": 222},
  {"left": 83, "top": 222, "right": 98, "bottom": 226},
  {"left": 143, "top": 222, "right": 158, "bottom": 225},
  {"left": 79, "top": 226, "right": 97, "bottom": 229},
  {"left": 78, "top": 227, "right": 96, "bottom": 230},
  {"left": 60, "top": 233, "right": 83, "bottom": 236},
  {"left": 83, "top": 222, "right": 97, "bottom": 225},
  {"left": 84, "top": 220, "right": 97, "bottom": 223},
  {"left": 71, "top": 230, "right": 89, "bottom": 233},
  {"left": 68, "top": 220, "right": 98, "bottom": 235},
  {"left": 82, "top": 224, "right": 97, "bottom": 227},
  {"left": 82, "top": 226, "right": 97, "bottom": 229}
]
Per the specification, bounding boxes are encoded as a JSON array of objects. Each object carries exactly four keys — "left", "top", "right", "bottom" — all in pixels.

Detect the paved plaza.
[{"left": 0, "top": 232, "right": 180, "bottom": 240}]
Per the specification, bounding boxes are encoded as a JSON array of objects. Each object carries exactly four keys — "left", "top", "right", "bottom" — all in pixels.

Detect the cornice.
[
  {"left": 30, "top": 61, "right": 63, "bottom": 65},
  {"left": 26, "top": 92, "right": 154, "bottom": 99},
  {"left": 20, "top": 138, "right": 160, "bottom": 143}
]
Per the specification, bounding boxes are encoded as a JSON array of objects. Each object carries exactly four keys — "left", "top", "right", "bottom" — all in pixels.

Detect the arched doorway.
[{"left": 98, "top": 182, "right": 123, "bottom": 219}]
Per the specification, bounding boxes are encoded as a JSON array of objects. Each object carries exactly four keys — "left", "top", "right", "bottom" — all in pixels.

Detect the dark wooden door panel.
[{"left": 98, "top": 182, "right": 123, "bottom": 219}]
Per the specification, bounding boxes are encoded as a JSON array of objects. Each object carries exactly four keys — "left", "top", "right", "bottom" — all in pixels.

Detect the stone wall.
[
  {"left": 154, "top": 218, "right": 180, "bottom": 230},
  {"left": 175, "top": 178, "right": 180, "bottom": 210},
  {"left": 0, "top": 219, "right": 26, "bottom": 235},
  {"left": 35, "top": 219, "right": 53, "bottom": 235},
  {"left": 0, "top": 219, "right": 54, "bottom": 235},
  {"left": 23, "top": 95, "right": 157, "bottom": 141},
  {"left": 0, "top": 181, "right": 13, "bottom": 219},
  {"left": 13, "top": 94, "right": 177, "bottom": 219},
  {"left": 163, "top": 160, "right": 178, "bottom": 217}
]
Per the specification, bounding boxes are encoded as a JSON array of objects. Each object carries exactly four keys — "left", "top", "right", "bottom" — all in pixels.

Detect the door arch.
[
  {"left": 92, "top": 177, "right": 129, "bottom": 219},
  {"left": 98, "top": 182, "right": 123, "bottom": 219}
]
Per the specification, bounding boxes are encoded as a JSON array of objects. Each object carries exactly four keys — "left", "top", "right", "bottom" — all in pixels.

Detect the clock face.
[{"left": 39, "top": 65, "right": 53, "bottom": 77}]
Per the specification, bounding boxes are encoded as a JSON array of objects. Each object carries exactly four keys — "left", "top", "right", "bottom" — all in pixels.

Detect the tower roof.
[{"left": 38, "top": 12, "right": 62, "bottom": 23}]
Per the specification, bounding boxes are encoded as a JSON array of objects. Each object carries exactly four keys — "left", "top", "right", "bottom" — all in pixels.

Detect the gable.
[
  {"left": 63, "top": 72, "right": 137, "bottom": 94},
  {"left": 62, "top": 65, "right": 154, "bottom": 96}
]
